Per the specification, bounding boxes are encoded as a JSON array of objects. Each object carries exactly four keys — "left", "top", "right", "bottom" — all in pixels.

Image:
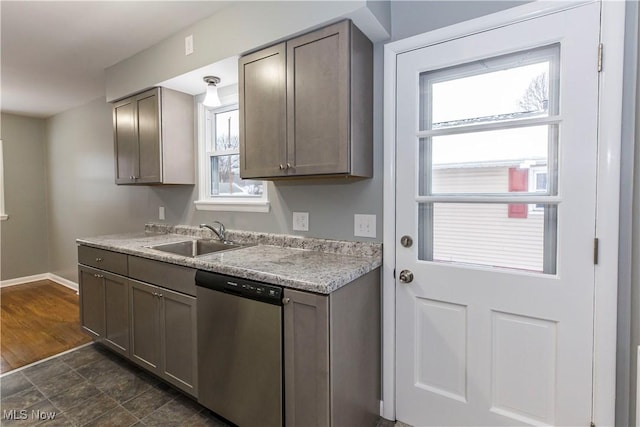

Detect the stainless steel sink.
[{"left": 147, "top": 240, "right": 245, "bottom": 257}]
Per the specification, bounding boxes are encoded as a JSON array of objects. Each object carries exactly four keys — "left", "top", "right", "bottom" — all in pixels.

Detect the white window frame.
[
  {"left": 0, "top": 140, "right": 7, "bottom": 221},
  {"left": 194, "top": 103, "right": 269, "bottom": 212}
]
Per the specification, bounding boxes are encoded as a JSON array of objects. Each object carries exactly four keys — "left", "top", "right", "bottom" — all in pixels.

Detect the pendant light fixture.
[{"left": 203, "top": 76, "right": 221, "bottom": 108}]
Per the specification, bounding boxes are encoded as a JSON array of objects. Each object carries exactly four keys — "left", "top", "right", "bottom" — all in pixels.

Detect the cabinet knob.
[
  {"left": 95, "top": 257, "right": 103, "bottom": 262},
  {"left": 286, "top": 163, "right": 292, "bottom": 169},
  {"left": 279, "top": 164, "right": 285, "bottom": 170},
  {"left": 282, "top": 297, "right": 291, "bottom": 305},
  {"left": 93, "top": 274, "right": 104, "bottom": 278},
  {"left": 158, "top": 293, "right": 163, "bottom": 298}
]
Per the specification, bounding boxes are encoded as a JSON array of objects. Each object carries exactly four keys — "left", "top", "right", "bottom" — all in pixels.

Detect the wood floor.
[{"left": 1, "top": 280, "right": 91, "bottom": 373}]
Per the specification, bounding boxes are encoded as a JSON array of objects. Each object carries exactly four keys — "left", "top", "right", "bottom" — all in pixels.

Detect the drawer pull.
[
  {"left": 94, "top": 274, "right": 104, "bottom": 278},
  {"left": 95, "top": 257, "right": 103, "bottom": 262}
]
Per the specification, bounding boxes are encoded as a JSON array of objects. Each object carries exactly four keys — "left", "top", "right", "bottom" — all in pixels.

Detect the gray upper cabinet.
[
  {"left": 239, "top": 44, "right": 287, "bottom": 178},
  {"left": 239, "top": 20, "right": 373, "bottom": 179},
  {"left": 112, "top": 87, "right": 195, "bottom": 185}
]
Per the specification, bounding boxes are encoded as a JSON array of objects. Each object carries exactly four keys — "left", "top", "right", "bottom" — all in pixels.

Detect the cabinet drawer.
[
  {"left": 128, "top": 256, "right": 196, "bottom": 297},
  {"left": 78, "top": 246, "right": 128, "bottom": 276}
]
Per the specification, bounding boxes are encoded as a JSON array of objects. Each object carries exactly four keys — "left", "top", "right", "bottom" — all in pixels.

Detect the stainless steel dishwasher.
[{"left": 196, "top": 270, "right": 283, "bottom": 427}]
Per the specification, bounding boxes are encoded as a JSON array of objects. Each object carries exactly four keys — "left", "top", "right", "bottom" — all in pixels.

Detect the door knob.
[{"left": 399, "top": 270, "right": 414, "bottom": 284}]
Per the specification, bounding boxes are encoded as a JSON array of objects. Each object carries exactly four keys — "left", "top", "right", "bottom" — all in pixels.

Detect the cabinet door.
[
  {"left": 286, "top": 21, "right": 350, "bottom": 176},
  {"left": 239, "top": 43, "right": 287, "bottom": 178},
  {"left": 159, "top": 288, "right": 198, "bottom": 396},
  {"left": 283, "top": 289, "right": 330, "bottom": 427},
  {"left": 135, "top": 88, "right": 162, "bottom": 183},
  {"left": 129, "top": 280, "right": 160, "bottom": 373},
  {"left": 103, "top": 274, "right": 130, "bottom": 357},
  {"left": 113, "top": 98, "right": 137, "bottom": 184},
  {"left": 78, "top": 266, "right": 105, "bottom": 339}
]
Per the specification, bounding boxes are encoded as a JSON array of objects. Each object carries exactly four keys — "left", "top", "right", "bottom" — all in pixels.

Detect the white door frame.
[{"left": 382, "top": 1, "right": 625, "bottom": 424}]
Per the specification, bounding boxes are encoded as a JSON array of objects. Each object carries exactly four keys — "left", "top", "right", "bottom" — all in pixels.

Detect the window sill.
[{"left": 194, "top": 200, "right": 270, "bottom": 213}]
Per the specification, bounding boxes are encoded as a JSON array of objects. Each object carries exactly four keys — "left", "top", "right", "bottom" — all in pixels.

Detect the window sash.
[{"left": 196, "top": 103, "right": 268, "bottom": 211}]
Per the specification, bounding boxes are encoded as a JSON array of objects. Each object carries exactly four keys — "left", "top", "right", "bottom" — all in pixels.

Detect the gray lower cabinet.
[
  {"left": 284, "top": 269, "right": 380, "bottom": 427},
  {"left": 239, "top": 19, "right": 373, "bottom": 179},
  {"left": 78, "top": 265, "right": 130, "bottom": 358},
  {"left": 129, "top": 279, "right": 198, "bottom": 397}
]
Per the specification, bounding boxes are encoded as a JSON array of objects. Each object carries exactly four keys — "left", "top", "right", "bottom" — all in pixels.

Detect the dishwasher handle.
[{"left": 195, "top": 270, "right": 283, "bottom": 306}]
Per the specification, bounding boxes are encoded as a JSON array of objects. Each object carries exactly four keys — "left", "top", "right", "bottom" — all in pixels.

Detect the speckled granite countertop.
[{"left": 76, "top": 224, "right": 382, "bottom": 294}]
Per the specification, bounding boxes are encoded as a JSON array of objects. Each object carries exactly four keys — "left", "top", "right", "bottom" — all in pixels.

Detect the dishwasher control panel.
[{"left": 195, "top": 270, "right": 283, "bottom": 305}]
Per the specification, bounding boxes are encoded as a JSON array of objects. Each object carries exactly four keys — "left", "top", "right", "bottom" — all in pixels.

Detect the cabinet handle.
[
  {"left": 286, "top": 163, "right": 292, "bottom": 169},
  {"left": 93, "top": 274, "right": 104, "bottom": 278},
  {"left": 95, "top": 257, "right": 103, "bottom": 262},
  {"left": 279, "top": 164, "right": 285, "bottom": 170},
  {"left": 158, "top": 293, "right": 163, "bottom": 298}
]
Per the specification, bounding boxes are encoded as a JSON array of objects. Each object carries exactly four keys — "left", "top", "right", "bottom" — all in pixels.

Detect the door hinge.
[
  {"left": 593, "top": 237, "right": 599, "bottom": 265},
  {"left": 393, "top": 269, "right": 396, "bottom": 279},
  {"left": 597, "top": 43, "right": 603, "bottom": 72}
]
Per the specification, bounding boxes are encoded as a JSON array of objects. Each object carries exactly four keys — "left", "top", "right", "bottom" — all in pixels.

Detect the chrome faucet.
[{"left": 200, "top": 222, "right": 226, "bottom": 242}]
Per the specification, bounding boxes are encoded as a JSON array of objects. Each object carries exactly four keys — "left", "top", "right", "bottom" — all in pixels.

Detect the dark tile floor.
[{"left": 0, "top": 344, "right": 229, "bottom": 427}]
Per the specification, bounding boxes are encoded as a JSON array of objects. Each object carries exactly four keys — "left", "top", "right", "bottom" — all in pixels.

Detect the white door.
[{"left": 395, "top": 3, "right": 601, "bottom": 426}]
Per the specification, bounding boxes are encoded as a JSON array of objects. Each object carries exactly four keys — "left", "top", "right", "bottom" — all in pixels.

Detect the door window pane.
[
  {"left": 416, "top": 46, "right": 560, "bottom": 275},
  {"left": 420, "top": 44, "right": 559, "bottom": 131},
  {"left": 419, "top": 126, "right": 557, "bottom": 195},
  {"left": 419, "top": 203, "right": 557, "bottom": 274}
]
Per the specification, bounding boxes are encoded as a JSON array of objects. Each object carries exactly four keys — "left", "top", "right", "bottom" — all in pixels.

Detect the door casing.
[{"left": 382, "top": 1, "right": 626, "bottom": 424}]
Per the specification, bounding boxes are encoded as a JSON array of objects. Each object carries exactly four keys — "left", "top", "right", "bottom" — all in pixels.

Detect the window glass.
[
  {"left": 419, "top": 203, "right": 556, "bottom": 274},
  {"left": 206, "top": 106, "right": 265, "bottom": 199},
  {"left": 417, "top": 45, "right": 559, "bottom": 274}
]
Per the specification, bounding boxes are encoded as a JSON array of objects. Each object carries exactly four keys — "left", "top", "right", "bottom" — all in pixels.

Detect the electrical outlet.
[
  {"left": 292, "top": 212, "right": 309, "bottom": 231},
  {"left": 185, "top": 35, "right": 194, "bottom": 55},
  {"left": 354, "top": 214, "right": 376, "bottom": 238},
  {"left": 159, "top": 206, "right": 165, "bottom": 221}
]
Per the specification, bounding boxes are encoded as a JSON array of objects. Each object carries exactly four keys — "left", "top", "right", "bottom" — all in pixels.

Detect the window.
[
  {"left": 418, "top": 44, "right": 560, "bottom": 274},
  {"left": 195, "top": 104, "right": 268, "bottom": 212},
  {"left": 0, "top": 140, "right": 6, "bottom": 220}
]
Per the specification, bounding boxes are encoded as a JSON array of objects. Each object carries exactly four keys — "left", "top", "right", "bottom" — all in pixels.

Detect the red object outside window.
[{"left": 508, "top": 168, "right": 528, "bottom": 218}]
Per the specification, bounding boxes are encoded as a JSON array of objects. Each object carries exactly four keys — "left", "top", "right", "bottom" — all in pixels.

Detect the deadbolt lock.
[
  {"left": 400, "top": 235, "right": 413, "bottom": 248},
  {"left": 399, "top": 270, "right": 414, "bottom": 284}
]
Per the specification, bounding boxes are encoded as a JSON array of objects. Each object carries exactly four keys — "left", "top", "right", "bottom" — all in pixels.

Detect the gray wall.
[
  {"left": 45, "top": 97, "right": 180, "bottom": 281},
  {"left": 106, "top": 1, "right": 390, "bottom": 102},
  {"left": 389, "top": 0, "right": 527, "bottom": 41},
  {"left": 0, "top": 113, "right": 49, "bottom": 280}
]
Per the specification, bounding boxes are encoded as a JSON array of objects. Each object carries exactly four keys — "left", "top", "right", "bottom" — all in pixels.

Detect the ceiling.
[{"left": 1, "top": 1, "right": 231, "bottom": 119}]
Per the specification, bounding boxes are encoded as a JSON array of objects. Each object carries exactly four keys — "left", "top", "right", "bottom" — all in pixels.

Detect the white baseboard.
[{"left": 1, "top": 273, "right": 78, "bottom": 292}]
